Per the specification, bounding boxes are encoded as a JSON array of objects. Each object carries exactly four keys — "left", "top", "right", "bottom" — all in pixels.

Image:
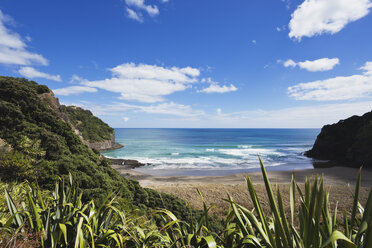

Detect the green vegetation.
[
  {"left": 1, "top": 76, "right": 371, "bottom": 247},
  {"left": 1, "top": 160, "right": 371, "bottom": 247},
  {"left": 0, "top": 76, "right": 195, "bottom": 220},
  {"left": 61, "top": 105, "right": 114, "bottom": 143}
]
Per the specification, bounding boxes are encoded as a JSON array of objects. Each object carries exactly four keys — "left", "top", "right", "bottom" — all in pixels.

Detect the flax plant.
[
  {"left": 222, "top": 158, "right": 372, "bottom": 248},
  {"left": 1, "top": 159, "right": 371, "bottom": 248}
]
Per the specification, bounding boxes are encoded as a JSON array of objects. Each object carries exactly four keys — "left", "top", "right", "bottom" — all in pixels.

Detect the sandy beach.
[{"left": 112, "top": 164, "right": 372, "bottom": 217}]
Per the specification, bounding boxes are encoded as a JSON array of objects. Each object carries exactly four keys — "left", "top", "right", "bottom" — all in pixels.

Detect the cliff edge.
[
  {"left": 39, "top": 91, "right": 123, "bottom": 151},
  {"left": 305, "top": 111, "right": 372, "bottom": 168}
]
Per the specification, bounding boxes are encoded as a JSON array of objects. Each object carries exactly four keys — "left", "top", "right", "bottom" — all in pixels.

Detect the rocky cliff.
[
  {"left": 305, "top": 111, "right": 372, "bottom": 168},
  {"left": 39, "top": 91, "right": 123, "bottom": 151},
  {"left": 0, "top": 76, "right": 191, "bottom": 218},
  {"left": 85, "top": 131, "right": 123, "bottom": 151}
]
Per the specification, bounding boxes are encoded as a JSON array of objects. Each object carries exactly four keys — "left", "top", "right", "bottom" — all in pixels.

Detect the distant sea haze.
[{"left": 102, "top": 128, "right": 320, "bottom": 176}]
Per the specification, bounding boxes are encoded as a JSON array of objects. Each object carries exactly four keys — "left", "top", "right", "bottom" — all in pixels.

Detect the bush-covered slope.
[
  {"left": 61, "top": 105, "right": 113, "bottom": 143},
  {"left": 0, "top": 76, "right": 190, "bottom": 218},
  {"left": 306, "top": 111, "right": 372, "bottom": 168}
]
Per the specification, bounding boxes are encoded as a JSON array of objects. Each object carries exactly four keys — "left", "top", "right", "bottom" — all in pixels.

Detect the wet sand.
[
  {"left": 111, "top": 164, "right": 372, "bottom": 217},
  {"left": 111, "top": 164, "right": 372, "bottom": 187}
]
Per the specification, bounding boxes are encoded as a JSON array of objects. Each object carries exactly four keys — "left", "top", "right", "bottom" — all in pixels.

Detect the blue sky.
[{"left": 0, "top": 0, "right": 372, "bottom": 128}]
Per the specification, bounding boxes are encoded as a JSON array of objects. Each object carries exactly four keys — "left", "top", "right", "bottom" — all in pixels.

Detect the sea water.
[{"left": 102, "top": 128, "right": 320, "bottom": 176}]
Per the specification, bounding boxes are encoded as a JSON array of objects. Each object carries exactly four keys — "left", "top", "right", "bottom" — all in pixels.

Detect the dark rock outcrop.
[
  {"left": 82, "top": 131, "right": 123, "bottom": 151},
  {"left": 305, "top": 111, "right": 372, "bottom": 168},
  {"left": 107, "top": 158, "right": 147, "bottom": 169}
]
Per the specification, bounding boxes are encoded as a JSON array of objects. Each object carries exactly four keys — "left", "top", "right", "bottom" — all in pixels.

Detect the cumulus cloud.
[
  {"left": 283, "top": 59, "right": 296, "bottom": 68},
  {"left": 289, "top": 0, "right": 372, "bottom": 40},
  {"left": 298, "top": 58, "right": 340, "bottom": 71},
  {"left": 288, "top": 61, "right": 372, "bottom": 101},
  {"left": 199, "top": 78, "right": 237, "bottom": 94},
  {"left": 83, "top": 63, "right": 200, "bottom": 103},
  {"left": 0, "top": 10, "right": 48, "bottom": 66},
  {"left": 53, "top": 86, "right": 98, "bottom": 96},
  {"left": 124, "top": 0, "right": 169, "bottom": 22},
  {"left": 283, "top": 58, "right": 339, "bottom": 72},
  {"left": 126, "top": 8, "right": 143, "bottom": 22},
  {"left": 123, "top": 117, "right": 130, "bottom": 122},
  {"left": 200, "top": 84, "right": 237, "bottom": 94},
  {"left": 18, "top": 67, "right": 61, "bottom": 82},
  {"left": 360, "top": 61, "right": 372, "bottom": 75},
  {"left": 125, "top": 0, "right": 159, "bottom": 16}
]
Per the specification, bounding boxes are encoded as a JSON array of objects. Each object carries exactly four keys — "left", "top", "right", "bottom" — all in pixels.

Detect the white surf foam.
[
  {"left": 218, "top": 148, "right": 284, "bottom": 157},
  {"left": 237, "top": 145, "right": 252, "bottom": 148},
  {"left": 124, "top": 155, "right": 281, "bottom": 170}
]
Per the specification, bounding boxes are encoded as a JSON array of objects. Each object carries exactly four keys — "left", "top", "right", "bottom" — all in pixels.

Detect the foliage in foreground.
[
  {"left": 1, "top": 159, "right": 371, "bottom": 247},
  {"left": 0, "top": 76, "right": 194, "bottom": 219}
]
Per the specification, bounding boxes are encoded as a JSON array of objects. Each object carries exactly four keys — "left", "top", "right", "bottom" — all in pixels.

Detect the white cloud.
[
  {"left": 71, "top": 99, "right": 372, "bottom": 128},
  {"left": 298, "top": 58, "right": 340, "bottom": 72},
  {"left": 288, "top": 61, "right": 372, "bottom": 101},
  {"left": 53, "top": 86, "right": 97, "bottom": 96},
  {"left": 211, "top": 101, "right": 372, "bottom": 128},
  {"left": 72, "top": 101, "right": 204, "bottom": 118},
  {"left": 200, "top": 84, "right": 237, "bottom": 94},
  {"left": 69, "top": 74, "right": 87, "bottom": 84},
  {"left": 123, "top": 117, "right": 130, "bottom": 122},
  {"left": 138, "top": 102, "right": 204, "bottom": 116},
  {"left": 18, "top": 67, "right": 61, "bottom": 82},
  {"left": 0, "top": 10, "right": 48, "bottom": 66},
  {"left": 283, "top": 58, "right": 339, "bottom": 71},
  {"left": 276, "top": 25, "right": 287, "bottom": 32},
  {"left": 289, "top": 0, "right": 372, "bottom": 40},
  {"left": 126, "top": 8, "right": 143, "bottom": 22},
  {"left": 360, "top": 61, "right": 372, "bottom": 75},
  {"left": 199, "top": 77, "right": 237, "bottom": 94},
  {"left": 283, "top": 59, "right": 296, "bottom": 68},
  {"left": 125, "top": 0, "right": 159, "bottom": 17},
  {"left": 83, "top": 63, "right": 200, "bottom": 103}
]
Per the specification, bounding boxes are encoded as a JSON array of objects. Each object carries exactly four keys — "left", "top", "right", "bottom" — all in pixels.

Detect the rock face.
[
  {"left": 38, "top": 91, "right": 123, "bottom": 151},
  {"left": 86, "top": 131, "right": 124, "bottom": 151},
  {"left": 305, "top": 111, "right": 372, "bottom": 168},
  {"left": 107, "top": 158, "right": 146, "bottom": 169}
]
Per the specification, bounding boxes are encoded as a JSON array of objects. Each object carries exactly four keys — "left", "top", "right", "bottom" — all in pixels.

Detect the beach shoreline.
[
  {"left": 111, "top": 164, "right": 372, "bottom": 217},
  {"left": 111, "top": 164, "right": 372, "bottom": 187}
]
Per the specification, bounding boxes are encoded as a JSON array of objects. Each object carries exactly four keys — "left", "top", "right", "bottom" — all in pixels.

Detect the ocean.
[{"left": 102, "top": 128, "right": 320, "bottom": 176}]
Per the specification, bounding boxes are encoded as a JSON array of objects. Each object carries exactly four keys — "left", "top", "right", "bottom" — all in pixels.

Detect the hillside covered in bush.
[
  {"left": 0, "top": 76, "right": 189, "bottom": 217},
  {"left": 61, "top": 105, "right": 114, "bottom": 143}
]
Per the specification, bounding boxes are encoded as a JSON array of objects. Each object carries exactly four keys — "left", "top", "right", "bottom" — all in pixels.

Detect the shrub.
[
  {"left": 2, "top": 160, "right": 371, "bottom": 247},
  {"left": 0, "top": 151, "right": 33, "bottom": 182}
]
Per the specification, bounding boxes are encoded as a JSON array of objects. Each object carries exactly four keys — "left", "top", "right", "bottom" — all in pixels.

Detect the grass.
[{"left": 0, "top": 158, "right": 371, "bottom": 247}]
